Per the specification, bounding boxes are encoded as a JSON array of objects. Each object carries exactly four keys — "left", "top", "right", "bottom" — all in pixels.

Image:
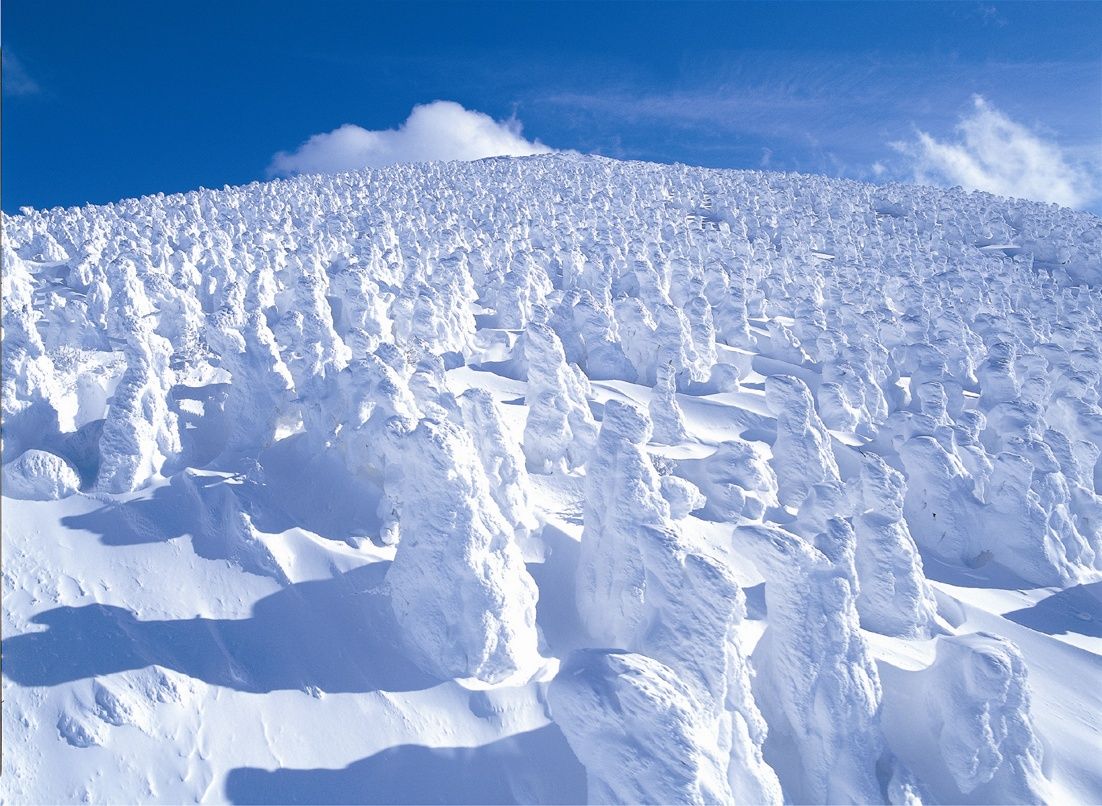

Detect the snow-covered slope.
[{"left": 3, "top": 154, "right": 1101, "bottom": 804}]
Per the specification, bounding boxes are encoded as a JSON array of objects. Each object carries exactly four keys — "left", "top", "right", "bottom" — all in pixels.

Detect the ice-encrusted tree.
[
  {"left": 765, "top": 374, "right": 841, "bottom": 507},
  {"left": 713, "top": 274, "right": 757, "bottom": 349},
  {"left": 902, "top": 433, "right": 1094, "bottom": 585},
  {"left": 1, "top": 449, "right": 81, "bottom": 500},
  {"left": 737, "top": 520, "right": 915, "bottom": 804},
  {"left": 325, "top": 256, "right": 393, "bottom": 356},
  {"left": 983, "top": 451, "right": 1084, "bottom": 586},
  {"left": 765, "top": 319, "right": 811, "bottom": 366},
  {"left": 495, "top": 250, "right": 554, "bottom": 329},
  {"left": 384, "top": 417, "right": 541, "bottom": 683},
  {"left": 977, "top": 341, "right": 1021, "bottom": 411},
  {"left": 882, "top": 632, "right": 1051, "bottom": 804},
  {"left": 852, "top": 453, "right": 939, "bottom": 637},
  {"left": 100, "top": 254, "right": 157, "bottom": 343},
  {"left": 575, "top": 400, "right": 782, "bottom": 804},
  {"left": 575, "top": 399, "right": 676, "bottom": 646},
  {"left": 685, "top": 294, "right": 718, "bottom": 376},
  {"left": 456, "top": 387, "right": 539, "bottom": 546},
  {"left": 571, "top": 291, "right": 635, "bottom": 380},
  {"left": 817, "top": 381, "right": 863, "bottom": 432},
  {"left": 653, "top": 301, "right": 705, "bottom": 383},
  {"left": 649, "top": 360, "right": 689, "bottom": 445},
  {"left": 406, "top": 350, "right": 457, "bottom": 421},
  {"left": 899, "top": 434, "right": 987, "bottom": 566},
  {"left": 522, "top": 321, "right": 598, "bottom": 473},
  {"left": 273, "top": 270, "right": 350, "bottom": 442},
  {"left": 393, "top": 274, "right": 477, "bottom": 361},
  {"left": 334, "top": 350, "right": 419, "bottom": 462},
  {"left": 613, "top": 296, "right": 658, "bottom": 384},
  {"left": 330, "top": 349, "right": 423, "bottom": 546},
  {"left": 1, "top": 250, "right": 69, "bottom": 460},
  {"left": 204, "top": 307, "right": 295, "bottom": 462},
  {"left": 659, "top": 474, "right": 707, "bottom": 520},
  {"left": 549, "top": 649, "right": 734, "bottom": 806},
  {"left": 675, "top": 438, "right": 779, "bottom": 522},
  {"left": 95, "top": 318, "right": 181, "bottom": 493}
]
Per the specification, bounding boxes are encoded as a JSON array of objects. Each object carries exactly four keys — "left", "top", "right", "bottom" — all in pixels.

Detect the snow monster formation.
[
  {"left": 881, "top": 632, "right": 1050, "bottom": 805},
  {"left": 737, "top": 521, "right": 918, "bottom": 804},
  {"left": 384, "top": 417, "right": 541, "bottom": 683},
  {"left": 94, "top": 319, "right": 181, "bottom": 493},
  {"left": 548, "top": 649, "right": 732, "bottom": 806},
  {"left": 456, "top": 387, "right": 539, "bottom": 546},
  {"left": 572, "top": 400, "right": 781, "bottom": 805},
  {"left": 852, "top": 453, "right": 940, "bottom": 637},
  {"left": 765, "top": 374, "right": 841, "bottom": 507},
  {"left": 3, "top": 153, "right": 1096, "bottom": 804},
  {"left": 522, "top": 321, "right": 598, "bottom": 473}
]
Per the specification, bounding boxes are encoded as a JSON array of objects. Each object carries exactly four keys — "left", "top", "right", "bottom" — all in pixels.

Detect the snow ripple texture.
[{"left": 2, "top": 154, "right": 1101, "bottom": 805}]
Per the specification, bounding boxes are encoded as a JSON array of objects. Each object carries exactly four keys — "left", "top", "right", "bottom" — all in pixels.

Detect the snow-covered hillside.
[{"left": 3, "top": 154, "right": 1101, "bottom": 804}]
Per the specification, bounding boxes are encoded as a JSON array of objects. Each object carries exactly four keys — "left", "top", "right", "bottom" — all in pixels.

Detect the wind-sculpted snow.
[
  {"left": 766, "top": 374, "right": 841, "bottom": 507},
  {"left": 676, "top": 438, "right": 779, "bottom": 521},
  {"left": 650, "top": 360, "right": 689, "bottom": 444},
  {"left": 456, "top": 387, "right": 539, "bottom": 548},
  {"left": 3, "top": 154, "right": 1101, "bottom": 804},
  {"left": 94, "top": 319, "right": 181, "bottom": 493},
  {"left": 882, "top": 632, "right": 1051, "bottom": 805}
]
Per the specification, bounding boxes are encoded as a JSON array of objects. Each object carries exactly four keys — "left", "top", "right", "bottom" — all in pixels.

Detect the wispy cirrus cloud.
[
  {"left": 269, "top": 100, "right": 552, "bottom": 177},
  {"left": 532, "top": 51, "right": 1101, "bottom": 209}
]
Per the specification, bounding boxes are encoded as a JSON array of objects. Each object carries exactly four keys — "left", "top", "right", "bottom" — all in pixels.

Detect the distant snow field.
[{"left": 2, "top": 154, "right": 1101, "bottom": 804}]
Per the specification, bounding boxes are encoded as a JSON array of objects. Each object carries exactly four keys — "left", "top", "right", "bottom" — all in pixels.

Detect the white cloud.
[
  {"left": 894, "top": 95, "right": 1098, "bottom": 209},
  {"left": 269, "top": 100, "right": 553, "bottom": 176}
]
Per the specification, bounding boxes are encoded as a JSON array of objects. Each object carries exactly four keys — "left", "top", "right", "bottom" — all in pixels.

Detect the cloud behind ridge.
[{"left": 269, "top": 100, "right": 552, "bottom": 177}]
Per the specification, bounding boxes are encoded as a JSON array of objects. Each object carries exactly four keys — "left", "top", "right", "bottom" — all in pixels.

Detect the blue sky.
[{"left": 3, "top": 1, "right": 1101, "bottom": 212}]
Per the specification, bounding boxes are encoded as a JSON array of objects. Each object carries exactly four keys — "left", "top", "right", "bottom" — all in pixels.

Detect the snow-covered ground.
[{"left": 2, "top": 154, "right": 1101, "bottom": 804}]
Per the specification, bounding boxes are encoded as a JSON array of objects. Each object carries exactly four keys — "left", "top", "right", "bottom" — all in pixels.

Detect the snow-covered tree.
[
  {"left": 385, "top": 418, "right": 541, "bottom": 682},
  {"left": 522, "top": 322, "right": 597, "bottom": 473}
]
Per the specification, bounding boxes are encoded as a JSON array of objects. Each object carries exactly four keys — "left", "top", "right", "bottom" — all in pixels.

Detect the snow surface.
[{"left": 2, "top": 153, "right": 1102, "bottom": 804}]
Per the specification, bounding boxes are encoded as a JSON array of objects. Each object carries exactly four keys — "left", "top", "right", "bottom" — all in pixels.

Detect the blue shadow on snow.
[
  {"left": 1004, "top": 581, "right": 1102, "bottom": 639},
  {"left": 1, "top": 563, "right": 437, "bottom": 694},
  {"left": 224, "top": 724, "right": 587, "bottom": 805}
]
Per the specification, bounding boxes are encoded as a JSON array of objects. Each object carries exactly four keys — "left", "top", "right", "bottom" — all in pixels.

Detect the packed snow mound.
[
  {"left": 1, "top": 449, "right": 81, "bottom": 500},
  {"left": 3, "top": 154, "right": 1102, "bottom": 805}
]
